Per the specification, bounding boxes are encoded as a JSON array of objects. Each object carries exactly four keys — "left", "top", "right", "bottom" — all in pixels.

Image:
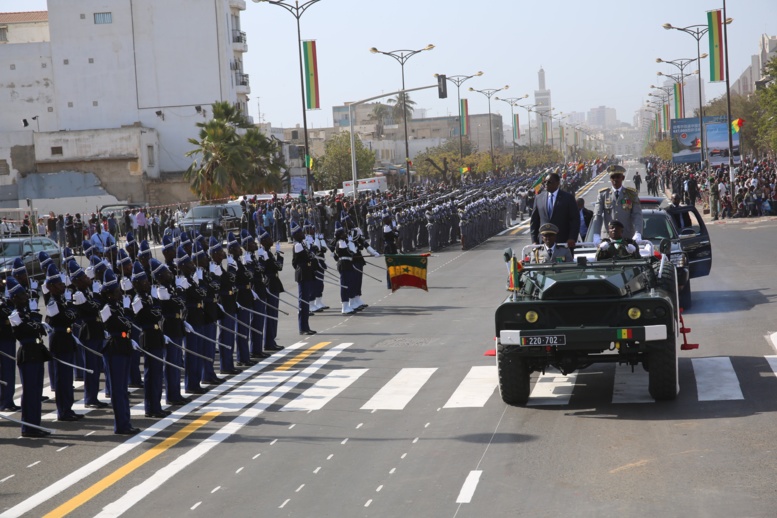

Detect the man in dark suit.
[
  {"left": 577, "top": 198, "right": 593, "bottom": 240},
  {"left": 530, "top": 172, "right": 580, "bottom": 248}
]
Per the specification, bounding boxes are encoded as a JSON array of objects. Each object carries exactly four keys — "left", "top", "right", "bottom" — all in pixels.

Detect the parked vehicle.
[{"left": 0, "top": 236, "right": 62, "bottom": 280}]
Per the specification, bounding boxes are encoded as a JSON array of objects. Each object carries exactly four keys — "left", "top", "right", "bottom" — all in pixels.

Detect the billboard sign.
[
  {"left": 705, "top": 122, "right": 741, "bottom": 166},
  {"left": 670, "top": 116, "right": 727, "bottom": 164}
]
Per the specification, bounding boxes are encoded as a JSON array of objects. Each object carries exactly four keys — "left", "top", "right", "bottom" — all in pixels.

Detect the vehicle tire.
[
  {"left": 648, "top": 338, "right": 677, "bottom": 401},
  {"left": 657, "top": 261, "right": 678, "bottom": 306},
  {"left": 497, "top": 348, "right": 530, "bottom": 406},
  {"left": 679, "top": 281, "right": 692, "bottom": 310}
]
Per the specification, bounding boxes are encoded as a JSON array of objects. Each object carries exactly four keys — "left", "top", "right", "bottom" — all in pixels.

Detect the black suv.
[{"left": 178, "top": 204, "right": 242, "bottom": 239}]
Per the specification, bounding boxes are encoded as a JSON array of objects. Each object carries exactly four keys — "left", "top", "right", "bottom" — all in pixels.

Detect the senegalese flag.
[
  {"left": 385, "top": 254, "right": 428, "bottom": 292},
  {"left": 531, "top": 174, "right": 544, "bottom": 194},
  {"left": 663, "top": 103, "right": 670, "bottom": 132},
  {"left": 508, "top": 256, "right": 523, "bottom": 291},
  {"left": 616, "top": 329, "right": 633, "bottom": 340},
  {"left": 673, "top": 83, "right": 683, "bottom": 118},
  {"left": 460, "top": 166, "right": 470, "bottom": 174},
  {"left": 305, "top": 154, "right": 314, "bottom": 169},
  {"left": 513, "top": 114, "right": 520, "bottom": 140},
  {"left": 302, "top": 40, "right": 320, "bottom": 109},
  {"left": 731, "top": 118, "right": 744, "bottom": 133},
  {"left": 707, "top": 10, "right": 726, "bottom": 82},
  {"left": 460, "top": 99, "right": 470, "bottom": 136}
]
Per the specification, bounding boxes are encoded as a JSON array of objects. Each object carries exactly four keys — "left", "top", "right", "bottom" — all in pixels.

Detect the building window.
[
  {"left": 0, "top": 160, "right": 9, "bottom": 176},
  {"left": 51, "top": 146, "right": 63, "bottom": 156},
  {"left": 94, "top": 12, "right": 112, "bottom": 24},
  {"left": 0, "top": 27, "right": 8, "bottom": 42},
  {"left": 147, "top": 145, "right": 155, "bottom": 167}
]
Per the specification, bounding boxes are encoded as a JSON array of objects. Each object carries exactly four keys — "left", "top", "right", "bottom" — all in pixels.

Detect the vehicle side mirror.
[
  {"left": 659, "top": 238, "right": 671, "bottom": 256},
  {"left": 503, "top": 248, "right": 513, "bottom": 263}
]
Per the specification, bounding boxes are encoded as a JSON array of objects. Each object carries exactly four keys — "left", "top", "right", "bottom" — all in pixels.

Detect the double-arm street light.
[
  {"left": 663, "top": 19, "right": 730, "bottom": 171},
  {"left": 495, "top": 94, "right": 529, "bottom": 164},
  {"left": 434, "top": 71, "right": 483, "bottom": 161},
  {"left": 516, "top": 103, "right": 538, "bottom": 147},
  {"left": 656, "top": 55, "right": 707, "bottom": 117},
  {"left": 254, "top": 0, "right": 322, "bottom": 193},
  {"left": 370, "top": 44, "right": 435, "bottom": 188},
  {"left": 469, "top": 85, "right": 509, "bottom": 170}
]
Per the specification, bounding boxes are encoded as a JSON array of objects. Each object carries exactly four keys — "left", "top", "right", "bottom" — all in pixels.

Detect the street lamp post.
[
  {"left": 253, "top": 0, "right": 322, "bottom": 194},
  {"left": 370, "top": 44, "right": 435, "bottom": 189},
  {"left": 495, "top": 95, "right": 529, "bottom": 166},
  {"left": 517, "top": 104, "right": 538, "bottom": 147},
  {"left": 435, "top": 71, "right": 483, "bottom": 161},
  {"left": 469, "top": 85, "right": 509, "bottom": 171},
  {"left": 656, "top": 55, "right": 707, "bottom": 116}
]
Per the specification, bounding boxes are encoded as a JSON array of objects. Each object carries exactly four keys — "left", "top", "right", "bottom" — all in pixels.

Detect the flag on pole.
[
  {"left": 513, "top": 114, "right": 520, "bottom": 140},
  {"left": 673, "top": 83, "right": 683, "bottom": 118},
  {"left": 385, "top": 254, "right": 428, "bottom": 292},
  {"left": 664, "top": 104, "right": 670, "bottom": 132},
  {"left": 508, "top": 256, "right": 523, "bottom": 291},
  {"left": 302, "top": 40, "right": 320, "bottom": 109},
  {"left": 731, "top": 118, "right": 744, "bottom": 133},
  {"left": 460, "top": 99, "right": 469, "bottom": 136},
  {"left": 305, "top": 155, "right": 314, "bottom": 169},
  {"left": 531, "top": 174, "right": 544, "bottom": 194},
  {"left": 707, "top": 10, "right": 726, "bottom": 82}
]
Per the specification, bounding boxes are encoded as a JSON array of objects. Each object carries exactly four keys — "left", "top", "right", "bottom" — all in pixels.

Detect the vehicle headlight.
[
  {"left": 669, "top": 253, "right": 687, "bottom": 267},
  {"left": 627, "top": 307, "right": 641, "bottom": 320},
  {"left": 525, "top": 311, "right": 539, "bottom": 323},
  {"left": 206, "top": 222, "right": 213, "bottom": 228}
]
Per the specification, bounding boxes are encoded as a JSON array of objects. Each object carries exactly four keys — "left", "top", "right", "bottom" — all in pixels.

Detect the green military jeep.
[{"left": 496, "top": 246, "right": 680, "bottom": 405}]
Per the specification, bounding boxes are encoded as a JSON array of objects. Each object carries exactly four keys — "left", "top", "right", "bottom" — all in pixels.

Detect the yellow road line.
[
  {"left": 43, "top": 411, "right": 221, "bottom": 518},
  {"left": 275, "top": 341, "right": 331, "bottom": 371}
]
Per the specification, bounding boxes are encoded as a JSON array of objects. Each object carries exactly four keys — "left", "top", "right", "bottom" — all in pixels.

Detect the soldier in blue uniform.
[
  {"left": 211, "top": 237, "right": 240, "bottom": 375},
  {"left": 150, "top": 258, "right": 189, "bottom": 405},
  {"left": 45, "top": 263, "right": 83, "bottom": 422},
  {"left": 7, "top": 276, "right": 50, "bottom": 437},
  {"left": 130, "top": 261, "right": 168, "bottom": 418},
  {"left": 241, "top": 229, "right": 269, "bottom": 360},
  {"left": 258, "top": 227, "right": 284, "bottom": 352},
  {"left": 0, "top": 289, "right": 19, "bottom": 411},
  {"left": 291, "top": 221, "right": 317, "bottom": 336},
  {"left": 226, "top": 232, "right": 255, "bottom": 367},
  {"left": 116, "top": 248, "right": 143, "bottom": 389},
  {"left": 177, "top": 245, "right": 206, "bottom": 395},
  {"left": 332, "top": 222, "right": 355, "bottom": 315},
  {"left": 68, "top": 259, "right": 110, "bottom": 409},
  {"left": 100, "top": 268, "right": 140, "bottom": 434}
]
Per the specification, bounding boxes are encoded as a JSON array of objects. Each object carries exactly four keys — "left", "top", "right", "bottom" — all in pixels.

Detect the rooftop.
[{"left": 0, "top": 11, "right": 49, "bottom": 24}]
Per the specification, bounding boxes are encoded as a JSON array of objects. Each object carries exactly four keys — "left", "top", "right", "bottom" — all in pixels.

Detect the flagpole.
[{"left": 722, "top": 0, "right": 735, "bottom": 184}]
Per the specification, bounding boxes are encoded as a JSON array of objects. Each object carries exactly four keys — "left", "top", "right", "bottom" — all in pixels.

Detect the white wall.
[
  {"left": 0, "top": 42, "right": 55, "bottom": 133},
  {"left": 2, "top": 20, "right": 49, "bottom": 44}
]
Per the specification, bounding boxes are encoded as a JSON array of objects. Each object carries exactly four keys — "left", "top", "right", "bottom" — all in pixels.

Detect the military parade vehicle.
[{"left": 495, "top": 242, "right": 697, "bottom": 406}]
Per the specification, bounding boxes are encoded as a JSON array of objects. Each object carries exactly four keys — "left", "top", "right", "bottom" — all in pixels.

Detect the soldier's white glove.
[
  {"left": 30, "top": 280, "right": 39, "bottom": 290},
  {"left": 151, "top": 286, "right": 158, "bottom": 299},
  {"left": 156, "top": 286, "right": 170, "bottom": 301},
  {"left": 227, "top": 256, "right": 237, "bottom": 267},
  {"left": 8, "top": 310, "right": 22, "bottom": 327},
  {"left": 598, "top": 241, "right": 610, "bottom": 251},
  {"left": 593, "top": 234, "right": 601, "bottom": 246},
  {"left": 372, "top": 251, "right": 380, "bottom": 258},
  {"left": 73, "top": 291, "right": 87, "bottom": 305},
  {"left": 175, "top": 276, "right": 190, "bottom": 290},
  {"left": 195, "top": 268, "right": 203, "bottom": 282},
  {"left": 120, "top": 277, "right": 133, "bottom": 292},
  {"left": 92, "top": 281, "right": 102, "bottom": 293},
  {"left": 131, "top": 339, "right": 141, "bottom": 351},
  {"left": 100, "top": 304, "right": 112, "bottom": 322},
  {"left": 86, "top": 266, "right": 95, "bottom": 280},
  {"left": 243, "top": 252, "right": 253, "bottom": 264},
  {"left": 348, "top": 241, "right": 358, "bottom": 253},
  {"left": 64, "top": 289, "right": 72, "bottom": 301},
  {"left": 123, "top": 295, "right": 131, "bottom": 309},
  {"left": 625, "top": 244, "right": 637, "bottom": 254},
  {"left": 184, "top": 321, "right": 194, "bottom": 333},
  {"left": 305, "top": 235, "right": 314, "bottom": 245},
  {"left": 275, "top": 242, "right": 281, "bottom": 253},
  {"left": 252, "top": 290, "right": 260, "bottom": 301},
  {"left": 257, "top": 247, "right": 268, "bottom": 260},
  {"left": 132, "top": 295, "right": 143, "bottom": 314},
  {"left": 633, "top": 232, "right": 642, "bottom": 243},
  {"left": 29, "top": 299, "right": 38, "bottom": 312},
  {"left": 41, "top": 283, "right": 49, "bottom": 295}
]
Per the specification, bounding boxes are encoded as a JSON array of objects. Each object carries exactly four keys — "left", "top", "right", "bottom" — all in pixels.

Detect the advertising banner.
[
  {"left": 705, "top": 122, "right": 741, "bottom": 166},
  {"left": 670, "top": 116, "right": 726, "bottom": 164}
]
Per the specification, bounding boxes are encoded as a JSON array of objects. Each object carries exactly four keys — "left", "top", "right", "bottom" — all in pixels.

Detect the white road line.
[
  {"left": 190, "top": 501, "right": 201, "bottom": 510},
  {"left": 1, "top": 475, "right": 15, "bottom": 483},
  {"left": 443, "top": 366, "right": 497, "bottom": 408},
  {"left": 364, "top": 499, "right": 372, "bottom": 507},
  {"left": 456, "top": 470, "right": 482, "bottom": 504},
  {"left": 85, "top": 431, "right": 95, "bottom": 436},
  {"left": 27, "top": 461, "right": 40, "bottom": 468},
  {"left": 235, "top": 467, "right": 243, "bottom": 474},
  {"left": 0, "top": 342, "right": 308, "bottom": 518},
  {"left": 252, "top": 454, "right": 260, "bottom": 460},
  {"left": 94, "top": 343, "right": 352, "bottom": 518},
  {"left": 281, "top": 369, "right": 368, "bottom": 412},
  {"left": 389, "top": 468, "right": 395, "bottom": 474},
  {"left": 210, "top": 486, "right": 220, "bottom": 494},
  {"left": 527, "top": 369, "right": 577, "bottom": 406},
  {"left": 313, "top": 467, "right": 321, "bottom": 474},
  {"left": 692, "top": 357, "right": 744, "bottom": 401},
  {"left": 355, "top": 423, "right": 363, "bottom": 429},
  {"left": 288, "top": 424, "right": 295, "bottom": 429},
  {"left": 341, "top": 438, "right": 348, "bottom": 445},
  {"left": 376, "top": 485, "right": 383, "bottom": 492},
  {"left": 201, "top": 373, "right": 294, "bottom": 414},
  {"left": 279, "top": 499, "right": 290, "bottom": 509},
  {"left": 326, "top": 454, "right": 333, "bottom": 460},
  {"left": 295, "top": 484, "right": 304, "bottom": 492},
  {"left": 56, "top": 446, "right": 69, "bottom": 452},
  {"left": 765, "top": 356, "right": 777, "bottom": 378},
  {"left": 361, "top": 368, "right": 437, "bottom": 410},
  {"left": 769, "top": 333, "right": 777, "bottom": 355},
  {"left": 611, "top": 364, "right": 654, "bottom": 404}
]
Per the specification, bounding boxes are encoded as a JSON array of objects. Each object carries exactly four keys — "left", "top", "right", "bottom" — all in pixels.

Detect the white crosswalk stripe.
[
  {"left": 527, "top": 369, "right": 577, "bottom": 406},
  {"left": 443, "top": 366, "right": 497, "bottom": 408},
  {"left": 281, "top": 368, "right": 368, "bottom": 412},
  {"left": 692, "top": 357, "right": 744, "bottom": 401},
  {"left": 361, "top": 368, "right": 437, "bottom": 410}
]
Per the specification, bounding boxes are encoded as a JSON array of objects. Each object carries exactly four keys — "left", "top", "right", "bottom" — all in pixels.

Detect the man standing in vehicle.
[{"left": 591, "top": 165, "right": 643, "bottom": 245}]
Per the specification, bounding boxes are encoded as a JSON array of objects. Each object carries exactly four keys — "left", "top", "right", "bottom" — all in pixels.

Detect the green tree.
[
  {"left": 316, "top": 131, "right": 376, "bottom": 190},
  {"left": 242, "top": 128, "right": 285, "bottom": 193},
  {"left": 387, "top": 93, "right": 416, "bottom": 130},
  {"left": 754, "top": 57, "right": 777, "bottom": 154},
  {"left": 367, "top": 103, "right": 390, "bottom": 138}
]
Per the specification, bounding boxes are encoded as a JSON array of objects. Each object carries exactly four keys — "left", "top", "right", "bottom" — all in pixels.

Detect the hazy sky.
[{"left": 5, "top": 0, "right": 776, "bottom": 129}]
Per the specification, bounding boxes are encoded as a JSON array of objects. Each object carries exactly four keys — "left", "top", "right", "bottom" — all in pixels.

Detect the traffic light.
[{"left": 437, "top": 74, "right": 447, "bottom": 99}]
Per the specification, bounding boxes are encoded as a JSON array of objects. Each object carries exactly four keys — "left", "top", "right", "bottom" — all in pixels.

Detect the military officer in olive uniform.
[
  {"left": 591, "top": 165, "right": 643, "bottom": 245},
  {"left": 530, "top": 223, "right": 574, "bottom": 264}
]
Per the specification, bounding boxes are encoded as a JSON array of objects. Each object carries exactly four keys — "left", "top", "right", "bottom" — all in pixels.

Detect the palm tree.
[
  {"left": 184, "top": 119, "right": 248, "bottom": 201},
  {"left": 387, "top": 93, "right": 415, "bottom": 124},
  {"left": 367, "top": 103, "right": 390, "bottom": 138},
  {"left": 210, "top": 100, "right": 252, "bottom": 129},
  {"left": 242, "top": 128, "right": 285, "bottom": 193}
]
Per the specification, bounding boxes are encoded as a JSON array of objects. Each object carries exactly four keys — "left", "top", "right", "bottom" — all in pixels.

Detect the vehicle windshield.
[
  {"left": 0, "top": 241, "right": 23, "bottom": 257},
  {"left": 185, "top": 206, "right": 221, "bottom": 219},
  {"left": 584, "top": 212, "right": 678, "bottom": 242}
]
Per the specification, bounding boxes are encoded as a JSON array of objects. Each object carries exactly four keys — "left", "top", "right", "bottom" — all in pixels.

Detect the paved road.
[{"left": 3, "top": 173, "right": 777, "bottom": 517}]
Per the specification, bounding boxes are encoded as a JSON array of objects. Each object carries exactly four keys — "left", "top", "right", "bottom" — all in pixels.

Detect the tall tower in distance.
[{"left": 534, "top": 67, "right": 552, "bottom": 142}]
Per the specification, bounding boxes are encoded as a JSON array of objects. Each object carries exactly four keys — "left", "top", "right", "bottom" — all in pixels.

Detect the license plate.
[{"left": 521, "top": 335, "right": 566, "bottom": 346}]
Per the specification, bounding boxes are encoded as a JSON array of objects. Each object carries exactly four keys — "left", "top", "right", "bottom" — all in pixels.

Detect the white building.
[
  {"left": 732, "top": 34, "right": 777, "bottom": 96},
  {"left": 0, "top": 0, "right": 250, "bottom": 210}
]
